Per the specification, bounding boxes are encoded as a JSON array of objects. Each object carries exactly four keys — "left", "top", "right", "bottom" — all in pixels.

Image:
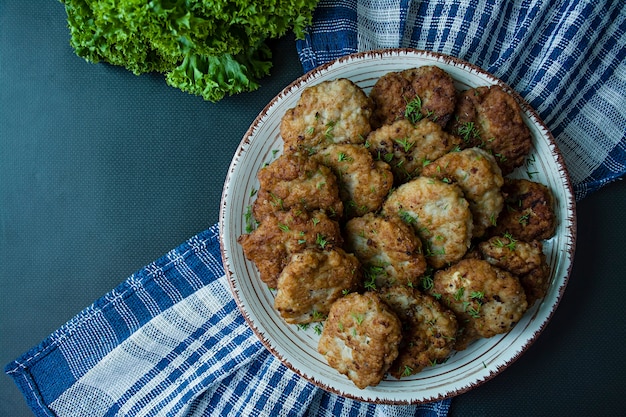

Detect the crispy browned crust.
[
  {"left": 431, "top": 258, "right": 528, "bottom": 351},
  {"left": 280, "top": 78, "right": 372, "bottom": 154},
  {"left": 448, "top": 85, "right": 532, "bottom": 175},
  {"left": 383, "top": 176, "right": 473, "bottom": 269},
  {"left": 367, "top": 118, "right": 461, "bottom": 184},
  {"left": 252, "top": 153, "right": 344, "bottom": 221},
  {"left": 274, "top": 248, "right": 362, "bottom": 324},
  {"left": 370, "top": 66, "right": 457, "bottom": 129},
  {"left": 314, "top": 144, "right": 393, "bottom": 218},
  {"left": 238, "top": 208, "right": 343, "bottom": 288},
  {"left": 518, "top": 259, "right": 551, "bottom": 307},
  {"left": 479, "top": 236, "right": 551, "bottom": 306},
  {"left": 491, "top": 178, "right": 557, "bottom": 241},
  {"left": 479, "top": 236, "right": 545, "bottom": 276},
  {"left": 318, "top": 292, "right": 402, "bottom": 389},
  {"left": 379, "top": 286, "right": 457, "bottom": 378},
  {"left": 344, "top": 212, "right": 427, "bottom": 289},
  {"left": 422, "top": 147, "right": 504, "bottom": 237}
]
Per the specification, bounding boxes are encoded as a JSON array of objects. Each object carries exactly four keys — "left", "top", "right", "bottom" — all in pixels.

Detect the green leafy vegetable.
[{"left": 60, "top": 0, "right": 319, "bottom": 101}]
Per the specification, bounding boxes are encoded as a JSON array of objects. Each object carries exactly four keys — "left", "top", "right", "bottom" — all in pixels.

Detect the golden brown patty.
[
  {"left": 479, "top": 235, "right": 546, "bottom": 276},
  {"left": 314, "top": 144, "right": 393, "bottom": 218},
  {"left": 383, "top": 176, "right": 473, "bottom": 269},
  {"left": 280, "top": 78, "right": 372, "bottom": 154},
  {"left": 479, "top": 236, "right": 550, "bottom": 306},
  {"left": 367, "top": 118, "right": 461, "bottom": 184},
  {"left": 369, "top": 66, "right": 457, "bottom": 129},
  {"left": 379, "top": 286, "right": 457, "bottom": 378},
  {"left": 518, "top": 259, "right": 551, "bottom": 307},
  {"left": 430, "top": 258, "right": 528, "bottom": 350},
  {"left": 252, "top": 153, "right": 343, "bottom": 221},
  {"left": 274, "top": 247, "right": 362, "bottom": 324},
  {"left": 491, "top": 178, "right": 557, "bottom": 241},
  {"left": 238, "top": 208, "right": 343, "bottom": 288},
  {"left": 318, "top": 292, "right": 402, "bottom": 389},
  {"left": 448, "top": 85, "right": 532, "bottom": 175},
  {"left": 422, "top": 147, "right": 504, "bottom": 237},
  {"left": 343, "top": 213, "right": 427, "bottom": 289}
]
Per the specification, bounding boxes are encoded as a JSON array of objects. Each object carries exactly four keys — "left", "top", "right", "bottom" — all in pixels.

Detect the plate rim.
[{"left": 219, "top": 47, "right": 577, "bottom": 404}]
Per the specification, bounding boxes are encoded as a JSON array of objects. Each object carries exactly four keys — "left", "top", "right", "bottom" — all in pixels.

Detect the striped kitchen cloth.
[
  {"left": 5, "top": 224, "right": 449, "bottom": 417},
  {"left": 296, "top": 0, "right": 626, "bottom": 201}
]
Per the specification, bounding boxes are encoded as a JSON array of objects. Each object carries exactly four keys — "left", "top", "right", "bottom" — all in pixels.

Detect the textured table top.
[{"left": 2, "top": 2, "right": 625, "bottom": 416}]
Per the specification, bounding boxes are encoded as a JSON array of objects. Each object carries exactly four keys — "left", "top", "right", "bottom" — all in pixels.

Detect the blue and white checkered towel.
[
  {"left": 6, "top": 1, "right": 625, "bottom": 416},
  {"left": 297, "top": 0, "right": 626, "bottom": 201},
  {"left": 5, "top": 224, "right": 449, "bottom": 416}
]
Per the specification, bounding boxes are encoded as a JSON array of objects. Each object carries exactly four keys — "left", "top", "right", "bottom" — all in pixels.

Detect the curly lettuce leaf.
[
  {"left": 59, "top": 0, "right": 319, "bottom": 100},
  {"left": 166, "top": 44, "right": 273, "bottom": 102}
]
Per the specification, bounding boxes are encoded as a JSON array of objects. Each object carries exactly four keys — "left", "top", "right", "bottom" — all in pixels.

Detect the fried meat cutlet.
[
  {"left": 430, "top": 258, "right": 528, "bottom": 350},
  {"left": 491, "top": 178, "right": 557, "bottom": 241},
  {"left": 314, "top": 144, "right": 393, "bottom": 218},
  {"left": 518, "top": 259, "right": 551, "bottom": 307},
  {"left": 274, "top": 248, "right": 362, "bottom": 324},
  {"left": 379, "top": 286, "right": 457, "bottom": 378},
  {"left": 252, "top": 153, "right": 343, "bottom": 221},
  {"left": 369, "top": 66, "right": 457, "bottom": 129},
  {"left": 318, "top": 292, "right": 402, "bottom": 389},
  {"left": 383, "top": 176, "right": 473, "bottom": 269},
  {"left": 448, "top": 85, "right": 532, "bottom": 175},
  {"left": 343, "top": 213, "right": 427, "bottom": 289},
  {"left": 422, "top": 147, "right": 504, "bottom": 237},
  {"left": 280, "top": 78, "right": 372, "bottom": 154},
  {"left": 479, "top": 235, "right": 551, "bottom": 306},
  {"left": 479, "top": 235, "right": 546, "bottom": 276},
  {"left": 238, "top": 208, "right": 343, "bottom": 288},
  {"left": 367, "top": 118, "right": 462, "bottom": 184}
]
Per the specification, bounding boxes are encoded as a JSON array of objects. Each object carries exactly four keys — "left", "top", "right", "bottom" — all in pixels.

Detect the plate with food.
[{"left": 219, "top": 49, "right": 576, "bottom": 404}]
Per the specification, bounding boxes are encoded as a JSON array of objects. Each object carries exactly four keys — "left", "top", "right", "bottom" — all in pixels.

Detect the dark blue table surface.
[{"left": 2, "top": 2, "right": 625, "bottom": 416}]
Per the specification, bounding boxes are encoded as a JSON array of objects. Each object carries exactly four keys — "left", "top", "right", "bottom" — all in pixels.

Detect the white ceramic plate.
[{"left": 219, "top": 49, "right": 577, "bottom": 404}]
